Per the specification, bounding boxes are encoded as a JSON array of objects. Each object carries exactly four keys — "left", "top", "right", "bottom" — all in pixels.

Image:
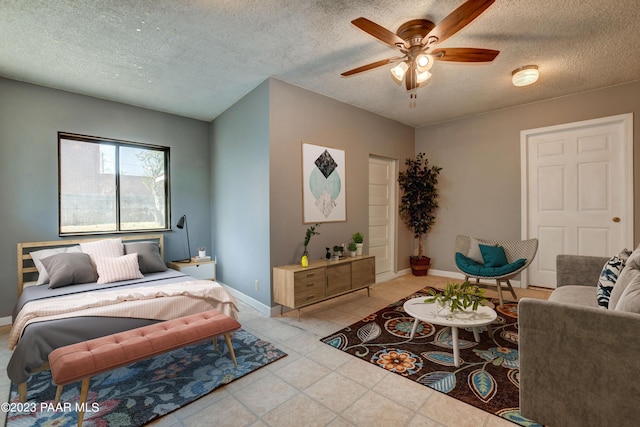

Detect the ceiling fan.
[{"left": 341, "top": 0, "right": 499, "bottom": 94}]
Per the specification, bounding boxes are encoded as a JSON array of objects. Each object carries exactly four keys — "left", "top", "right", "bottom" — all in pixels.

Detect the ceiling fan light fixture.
[
  {"left": 512, "top": 65, "right": 539, "bottom": 87},
  {"left": 416, "top": 70, "right": 432, "bottom": 84},
  {"left": 415, "top": 53, "right": 433, "bottom": 71},
  {"left": 390, "top": 61, "right": 409, "bottom": 83}
]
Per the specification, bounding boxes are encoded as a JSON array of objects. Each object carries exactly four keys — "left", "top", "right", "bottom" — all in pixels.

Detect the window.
[{"left": 58, "top": 132, "right": 170, "bottom": 235}]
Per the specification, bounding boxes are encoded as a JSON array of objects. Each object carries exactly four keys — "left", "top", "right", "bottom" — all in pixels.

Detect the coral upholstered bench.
[{"left": 48, "top": 310, "right": 241, "bottom": 427}]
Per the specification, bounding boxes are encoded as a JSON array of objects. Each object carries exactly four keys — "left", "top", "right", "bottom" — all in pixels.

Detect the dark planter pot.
[{"left": 410, "top": 256, "right": 431, "bottom": 276}]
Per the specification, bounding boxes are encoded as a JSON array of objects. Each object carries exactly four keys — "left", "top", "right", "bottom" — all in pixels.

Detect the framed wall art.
[{"left": 302, "top": 142, "right": 346, "bottom": 223}]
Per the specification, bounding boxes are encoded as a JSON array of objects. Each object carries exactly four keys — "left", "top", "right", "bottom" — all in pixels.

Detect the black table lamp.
[{"left": 175, "top": 214, "right": 191, "bottom": 263}]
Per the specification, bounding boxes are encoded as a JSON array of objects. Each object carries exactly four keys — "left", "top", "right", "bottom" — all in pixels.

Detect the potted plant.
[
  {"left": 398, "top": 152, "right": 442, "bottom": 276},
  {"left": 332, "top": 245, "right": 344, "bottom": 260},
  {"left": 352, "top": 232, "right": 364, "bottom": 256},
  {"left": 423, "top": 281, "right": 489, "bottom": 315},
  {"left": 301, "top": 223, "right": 320, "bottom": 267},
  {"left": 348, "top": 242, "right": 357, "bottom": 257}
]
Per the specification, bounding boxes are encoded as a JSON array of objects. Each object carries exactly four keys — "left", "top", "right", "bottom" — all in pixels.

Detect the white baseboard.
[
  {"left": 218, "top": 282, "right": 276, "bottom": 317},
  {"left": 0, "top": 316, "right": 11, "bottom": 327}
]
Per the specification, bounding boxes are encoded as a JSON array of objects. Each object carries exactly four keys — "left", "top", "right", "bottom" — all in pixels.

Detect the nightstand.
[{"left": 167, "top": 259, "right": 216, "bottom": 281}]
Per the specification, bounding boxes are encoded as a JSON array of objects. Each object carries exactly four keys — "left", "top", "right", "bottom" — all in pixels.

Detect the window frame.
[{"left": 58, "top": 132, "right": 171, "bottom": 236}]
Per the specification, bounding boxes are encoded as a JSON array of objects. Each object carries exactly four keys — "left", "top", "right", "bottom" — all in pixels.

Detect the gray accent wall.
[
  {"left": 269, "top": 79, "right": 415, "bottom": 269},
  {"left": 210, "top": 78, "right": 415, "bottom": 311},
  {"left": 0, "top": 78, "right": 211, "bottom": 317},
  {"left": 209, "top": 80, "right": 271, "bottom": 307},
  {"left": 416, "top": 80, "right": 640, "bottom": 275}
]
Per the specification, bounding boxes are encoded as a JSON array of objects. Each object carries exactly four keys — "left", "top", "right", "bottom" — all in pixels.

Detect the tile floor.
[{"left": 0, "top": 274, "right": 550, "bottom": 427}]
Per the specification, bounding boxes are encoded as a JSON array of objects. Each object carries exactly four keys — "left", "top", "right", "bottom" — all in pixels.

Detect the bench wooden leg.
[
  {"left": 213, "top": 336, "right": 218, "bottom": 352},
  {"left": 77, "top": 377, "right": 91, "bottom": 427},
  {"left": 223, "top": 333, "right": 238, "bottom": 366},
  {"left": 54, "top": 385, "right": 63, "bottom": 405},
  {"left": 18, "top": 382, "right": 27, "bottom": 403}
]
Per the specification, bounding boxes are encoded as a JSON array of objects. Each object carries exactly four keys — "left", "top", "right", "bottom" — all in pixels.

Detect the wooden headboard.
[{"left": 17, "top": 233, "right": 164, "bottom": 296}]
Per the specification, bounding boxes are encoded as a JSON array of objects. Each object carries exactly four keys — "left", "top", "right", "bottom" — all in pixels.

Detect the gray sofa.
[{"left": 519, "top": 254, "right": 640, "bottom": 427}]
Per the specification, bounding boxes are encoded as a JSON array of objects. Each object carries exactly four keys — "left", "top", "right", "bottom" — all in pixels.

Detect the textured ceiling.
[{"left": 1, "top": 0, "right": 639, "bottom": 128}]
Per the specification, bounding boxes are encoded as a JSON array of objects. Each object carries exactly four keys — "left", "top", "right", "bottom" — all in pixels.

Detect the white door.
[
  {"left": 521, "top": 113, "right": 634, "bottom": 287},
  {"left": 369, "top": 156, "right": 396, "bottom": 282}
]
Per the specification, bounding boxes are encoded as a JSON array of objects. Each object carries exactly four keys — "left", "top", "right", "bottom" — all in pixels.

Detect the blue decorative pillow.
[
  {"left": 597, "top": 250, "right": 631, "bottom": 308},
  {"left": 479, "top": 244, "right": 508, "bottom": 268}
]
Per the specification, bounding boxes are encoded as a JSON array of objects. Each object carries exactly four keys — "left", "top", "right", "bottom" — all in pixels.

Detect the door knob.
[{"left": 613, "top": 217, "right": 621, "bottom": 223}]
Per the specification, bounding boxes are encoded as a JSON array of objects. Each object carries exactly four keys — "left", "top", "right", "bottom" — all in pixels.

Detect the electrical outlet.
[{"left": 255, "top": 280, "right": 259, "bottom": 291}]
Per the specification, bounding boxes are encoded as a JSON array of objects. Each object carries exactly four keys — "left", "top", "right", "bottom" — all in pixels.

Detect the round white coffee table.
[{"left": 403, "top": 297, "right": 497, "bottom": 367}]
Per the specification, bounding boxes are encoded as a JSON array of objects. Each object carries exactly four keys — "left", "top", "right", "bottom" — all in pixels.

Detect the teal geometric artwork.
[{"left": 302, "top": 143, "right": 346, "bottom": 223}]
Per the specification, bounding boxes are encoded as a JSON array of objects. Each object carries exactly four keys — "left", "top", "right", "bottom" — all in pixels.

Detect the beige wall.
[
  {"left": 416, "top": 80, "right": 640, "bottom": 276},
  {"left": 268, "top": 79, "right": 416, "bottom": 273}
]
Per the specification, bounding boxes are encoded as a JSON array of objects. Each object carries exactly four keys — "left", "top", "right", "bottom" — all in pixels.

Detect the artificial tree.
[{"left": 398, "top": 152, "right": 442, "bottom": 275}]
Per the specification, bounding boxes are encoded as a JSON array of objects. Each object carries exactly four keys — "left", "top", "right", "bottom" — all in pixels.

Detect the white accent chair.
[{"left": 454, "top": 235, "right": 539, "bottom": 307}]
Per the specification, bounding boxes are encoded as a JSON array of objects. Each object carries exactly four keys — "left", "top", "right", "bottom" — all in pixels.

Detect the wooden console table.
[{"left": 273, "top": 255, "right": 375, "bottom": 319}]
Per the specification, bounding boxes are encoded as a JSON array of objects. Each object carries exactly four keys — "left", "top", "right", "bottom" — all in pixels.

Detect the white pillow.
[
  {"left": 80, "top": 238, "right": 124, "bottom": 263},
  {"left": 94, "top": 253, "right": 143, "bottom": 284},
  {"left": 30, "top": 245, "right": 81, "bottom": 285}
]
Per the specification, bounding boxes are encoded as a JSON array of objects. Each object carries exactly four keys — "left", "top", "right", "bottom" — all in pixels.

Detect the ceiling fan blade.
[
  {"left": 423, "top": 0, "right": 495, "bottom": 46},
  {"left": 432, "top": 48, "right": 499, "bottom": 62},
  {"left": 352, "top": 17, "right": 408, "bottom": 49},
  {"left": 341, "top": 57, "right": 403, "bottom": 76}
]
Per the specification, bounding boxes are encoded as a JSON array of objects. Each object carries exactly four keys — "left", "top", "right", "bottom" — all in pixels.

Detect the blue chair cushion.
[
  {"left": 479, "top": 244, "right": 508, "bottom": 267},
  {"left": 456, "top": 252, "right": 527, "bottom": 277}
]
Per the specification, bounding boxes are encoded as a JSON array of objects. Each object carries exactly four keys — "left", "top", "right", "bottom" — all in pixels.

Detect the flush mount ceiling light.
[
  {"left": 512, "top": 65, "right": 539, "bottom": 87},
  {"left": 340, "top": 0, "right": 500, "bottom": 99}
]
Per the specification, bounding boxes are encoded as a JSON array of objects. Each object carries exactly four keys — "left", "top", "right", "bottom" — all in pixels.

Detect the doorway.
[
  {"left": 521, "top": 113, "right": 634, "bottom": 287},
  {"left": 368, "top": 156, "right": 397, "bottom": 282}
]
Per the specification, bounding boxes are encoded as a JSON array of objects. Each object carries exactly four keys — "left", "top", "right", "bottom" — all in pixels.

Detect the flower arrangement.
[
  {"left": 303, "top": 223, "right": 321, "bottom": 250},
  {"left": 423, "top": 281, "right": 488, "bottom": 312},
  {"left": 301, "top": 223, "right": 320, "bottom": 267}
]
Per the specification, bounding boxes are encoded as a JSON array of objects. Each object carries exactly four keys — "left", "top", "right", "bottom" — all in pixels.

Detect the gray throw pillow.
[
  {"left": 615, "top": 273, "right": 640, "bottom": 314},
  {"left": 123, "top": 242, "right": 167, "bottom": 274},
  {"left": 608, "top": 244, "right": 640, "bottom": 310},
  {"left": 41, "top": 252, "right": 98, "bottom": 289}
]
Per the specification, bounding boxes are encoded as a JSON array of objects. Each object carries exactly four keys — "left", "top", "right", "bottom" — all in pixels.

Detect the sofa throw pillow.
[
  {"left": 123, "top": 242, "right": 167, "bottom": 274},
  {"left": 479, "top": 244, "right": 508, "bottom": 268},
  {"left": 41, "top": 252, "right": 98, "bottom": 289},
  {"left": 94, "top": 253, "right": 143, "bottom": 284},
  {"left": 596, "top": 249, "right": 631, "bottom": 308},
  {"left": 467, "top": 237, "right": 486, "bottom": 264},
  {"left": 614, "top": 273, "right": 640, "bottom": 314},
  {"left": 608, "top": 243, "right": 640, "bottom": 311}
]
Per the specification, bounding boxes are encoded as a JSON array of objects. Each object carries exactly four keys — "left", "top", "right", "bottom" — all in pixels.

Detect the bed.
[{"left": 10, "top": 234, "right": 238, "bottom": 401}]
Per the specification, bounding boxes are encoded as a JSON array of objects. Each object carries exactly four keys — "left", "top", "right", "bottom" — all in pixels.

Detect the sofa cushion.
[
  {"left": 596, "top": 250, "right": 631, "bottom": 308},
  {"left": 614, "top": 274, "right": 640, "bottom": 314},
  {"left": 548, "top": 285, "right": 600, "bottom": 308},
  {"left": 608, "top": 244, "right": 640, "bottom": 310}
]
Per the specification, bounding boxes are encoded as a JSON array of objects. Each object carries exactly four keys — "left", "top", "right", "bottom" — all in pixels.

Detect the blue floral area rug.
[
  {"left": 6, "top": 329, "right": 286, "bottom": 427},
  {"left": 321, "top": 287, "right": 541, "bottom": 427}
]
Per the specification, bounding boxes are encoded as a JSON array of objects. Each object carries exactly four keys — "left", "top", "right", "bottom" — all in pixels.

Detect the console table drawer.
[{"left": 294, "top": 268, "right": 326, "bottom": 285}]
